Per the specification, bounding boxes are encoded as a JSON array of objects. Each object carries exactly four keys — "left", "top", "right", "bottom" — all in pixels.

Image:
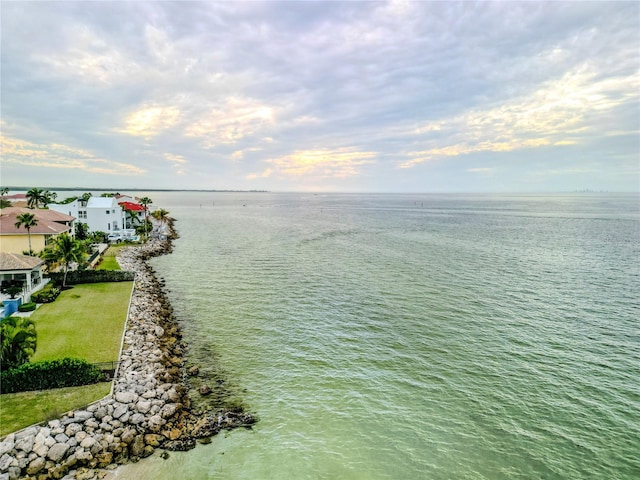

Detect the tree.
[
  {"left": 139, "top": 197, "right": 153, "bottom": 237},
  {"left": 80, "top": 192, "right": 92, "bottom": 205},
  {"left": 0, "top": 284, "right": 23, "bottom": 299},
  {"left": 124, "top": 209, "right": 138, "bottom": 229},
  {"left": 14, "top": 212, "right": 38, "bottom": 255},
  {"left": 26, "top": 188, "right": 46, "bottom": 208},
  {"left": 88, "top": 231, "right": 108, "bottom": 243},
  {"left": 0, "top": 316, "right": 37, "bottom": 371},
  {"left": 151, "top": 208, "right": 170, "bottom": 225},
  {"left": 0, "top": 188, "right": 10, "bottom": 208},
  {"left": 75, "top": 222, "right": 89, "bottom": 240},
  {"left": 43, "top": 191, "right": 57, "bottom": 205},
  {"left": 40, "top": 233, "right": 87, "bottom": 288}
]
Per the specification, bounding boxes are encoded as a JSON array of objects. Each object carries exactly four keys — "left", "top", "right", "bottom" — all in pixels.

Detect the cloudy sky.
[{"left": 1, "top": 1, "right": 638, "bottom": 192}]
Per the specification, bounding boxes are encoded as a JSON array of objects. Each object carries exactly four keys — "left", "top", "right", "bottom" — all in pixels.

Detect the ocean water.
[{"left": 117, "top": 193, "right": 639, "bottom": 479}]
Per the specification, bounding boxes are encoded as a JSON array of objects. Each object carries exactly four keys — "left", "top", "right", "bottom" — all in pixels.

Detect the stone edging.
[{"left": 0, "top": 224, "right": 255, "bottom": 480}]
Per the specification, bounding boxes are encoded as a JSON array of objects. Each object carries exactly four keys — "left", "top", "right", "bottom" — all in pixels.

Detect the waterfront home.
[
  {"left": 118, "top": 201, "right": 146, "bottom": 228},
  {"left": 49, "top": 196, "right": 126, "bottom": 234},
  {"left": 0, "top": 252, "right": 47, "bottom": 306},
  {"left": 0, "top": 207, "right": 75, "bottom": 254}
]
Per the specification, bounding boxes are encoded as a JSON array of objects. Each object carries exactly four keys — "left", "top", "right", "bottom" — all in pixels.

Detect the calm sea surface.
[{"left": 117, "top": 193, "right": 639, "bottom": 479}]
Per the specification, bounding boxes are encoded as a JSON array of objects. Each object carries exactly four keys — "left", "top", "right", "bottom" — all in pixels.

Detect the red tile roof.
[{"left": 118, "top": 201, "right": 145, "bottom": 212}]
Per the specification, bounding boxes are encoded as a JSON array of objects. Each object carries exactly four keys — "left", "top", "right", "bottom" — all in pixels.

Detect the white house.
[
  {"left": 0, "top": 252, "right": 47, "bottom": 305},
  {"left": 50, "top": 196, "right": 126, "bottom": 234}
]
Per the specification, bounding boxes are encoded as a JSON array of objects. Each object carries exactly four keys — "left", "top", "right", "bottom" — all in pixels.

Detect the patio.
[{"left": 0, "top": 253, "right": 49, "bottom": 313}]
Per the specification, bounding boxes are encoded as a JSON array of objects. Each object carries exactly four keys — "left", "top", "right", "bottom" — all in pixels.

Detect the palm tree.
[
  {"left": 43, "top": 191, "right": 57, "bottom": 206},
  {"left": 151, "top": 208, "right": 171, "bottom": 237},
  {"left": 41, "top": 233, "right": 87, "bottom": 288},
  {"left": 139, "top": 197, "right": 153, "bottom": 237},
  {"left": 0, "top": 316, "right": 37, "bottom": 371},
  {"left": 26, "top": 187, "right": 46, "bottom": 209},
  {"left": 80, "top": 192, "right": 92, "bottom": 206},
  {"left": 124, "top": 209, "right": 138, "bottom": 229},
  {"left": 1, "top": 188, "right": 11, "bottom": 209},
  {"left": 151, "top": 208, "right": 170, "bottom": 224},
  {"left": 14, "top": 212, "right": 38, "bottom": 255}
]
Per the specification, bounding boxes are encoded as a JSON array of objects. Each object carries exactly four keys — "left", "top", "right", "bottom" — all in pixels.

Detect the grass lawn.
[
  {"left": 0, "top": 382, "right": 111, "bottom": 436},
  {"left": 31, "top": 282, "right": 133, "bottom": 363},
  {"left": 96, "top": 245, "right": 126, "bottom": 270}
]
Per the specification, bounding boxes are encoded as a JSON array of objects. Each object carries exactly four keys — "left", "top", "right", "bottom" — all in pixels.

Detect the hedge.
[
  {"left": 31, "top": 286, "right": 61, "bottom": 304},
  {"left": 1, "top": 358, "right": 105, "bottom": 394},
  {"left": 18, "top": 302, "right": 36, "bottom": 312},
  {"left": 48, "top": 270, "right": 134, "bottom": 286}
]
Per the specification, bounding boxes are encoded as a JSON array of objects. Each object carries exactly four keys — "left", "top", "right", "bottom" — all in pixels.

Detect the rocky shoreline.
[{"left": 0, "top": 227, "right": 255, "bottom": 480}]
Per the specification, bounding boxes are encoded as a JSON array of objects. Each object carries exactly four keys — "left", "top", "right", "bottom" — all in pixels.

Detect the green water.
[{"left": 119, "top": 193, "right": 639, "bottom": 479}]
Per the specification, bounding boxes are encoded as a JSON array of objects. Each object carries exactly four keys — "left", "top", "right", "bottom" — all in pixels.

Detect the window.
[
  {"left": 107, "top": 210, "right": 111, "bottom": 214},
  {"left": 107, "top": 223, "right": 111, "bottom": 230}
]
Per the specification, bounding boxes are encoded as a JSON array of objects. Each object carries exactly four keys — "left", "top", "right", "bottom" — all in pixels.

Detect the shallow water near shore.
[{"left": 117, "top": 192, "right": 639, "bottom": 479}]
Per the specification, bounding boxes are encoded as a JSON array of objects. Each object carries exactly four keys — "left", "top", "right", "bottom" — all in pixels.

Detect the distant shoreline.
[{"left": 4, "top": 187, "right": 270, "bottom": 193}]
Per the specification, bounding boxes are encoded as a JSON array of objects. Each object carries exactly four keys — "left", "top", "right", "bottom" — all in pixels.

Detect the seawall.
[{"left": 0, "top": 224, "right": 254, "bottom": 480}]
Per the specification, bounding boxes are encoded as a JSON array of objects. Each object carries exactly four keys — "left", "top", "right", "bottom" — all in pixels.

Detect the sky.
[{"left": 1, "top": 1, "right": 639, "bottom": 193}]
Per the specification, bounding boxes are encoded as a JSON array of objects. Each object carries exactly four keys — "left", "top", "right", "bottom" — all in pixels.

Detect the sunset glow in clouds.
[{"left": 1, "top": 1, "right": 638, "bottom": 192}]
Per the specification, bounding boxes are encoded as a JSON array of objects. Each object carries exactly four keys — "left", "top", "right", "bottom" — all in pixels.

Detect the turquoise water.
[{"left": 119, "top": 193, "right": 639, "bottom": 479}]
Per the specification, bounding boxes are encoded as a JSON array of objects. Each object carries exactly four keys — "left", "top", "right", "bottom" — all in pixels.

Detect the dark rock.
[{"left": 164, "top": 438, "right": 196, "bottom": 452}]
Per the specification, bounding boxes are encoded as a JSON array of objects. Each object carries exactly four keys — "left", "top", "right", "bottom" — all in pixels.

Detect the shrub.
[
  {"left": 48, "top": 270, "right": 134, "bottom": 285},
  {"left": 18, "top": 302, "right": 36, "bottom": 312},
  {"left": 0, "top": 358, "right": 105, "bottom": 394},
  {"left": 31, "top": 285, "right": 61, "bottom": 304}
]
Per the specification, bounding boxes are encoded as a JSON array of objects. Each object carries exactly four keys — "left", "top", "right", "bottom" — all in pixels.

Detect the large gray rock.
[
  {"left": 72, "top": 411, "right": 93, "bottom": 422},
  {"left": 80, "top": 437, "right": 97, "bottom": 450},
  {"left": 147, "top": 415, "right": 165, "bottom": 432},
  {"left": 130, "top": 413, "right": 145, "bottom": 425},
  {"left": 64, "top": 423, "right": 83, "bottom": 437},
  {"left": 112, "top": 404, "right": 128, "bottom": 419},
  {"left": 13, "top": 434, "right": 34, "bottom": 453},
  {"left": 93, "top": 407, "right": 107, "bottom": 420},
  {"left": 26, "top": 457, "right": 45, "bottom": 475},
  {"left": 47, "top": 443, "right": 70, "bottom": 462},
  {"left": 136, "top": 400, "right": 151, "bottom": 414},
  {"left": 115, "top": 391, "right": 138, "bottom": 404},
  {"left": 32, "top": 442, "right": 48, "bottom": 458},
  {"left": 0, "top": 440, "right": 13, "bottom": 458},
  {"left": 0, "top": 454, "right": 14, "bottom": 471}
]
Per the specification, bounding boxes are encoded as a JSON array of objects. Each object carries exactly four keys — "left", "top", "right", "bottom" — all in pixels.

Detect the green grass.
[
  {"left": 96, "top": 256, "right": 121, "bottom": 270},
  {"left": 31, "top": 282, "right": 133, "bottom": 363},
  {"left": 0, "top": 382, "right": 111, "bottom": 436},
  {"left": 96, "top": 245, "right": 125, "bottom": 270}
]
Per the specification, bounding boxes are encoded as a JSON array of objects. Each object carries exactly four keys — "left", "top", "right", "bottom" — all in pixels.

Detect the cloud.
[
  {"left": 1, "top": 1, "right": 638, "bottom": 192},
  {"left": 121, "top": 105, "right": 182, "bottom": 138},
  {"left": 248, "top": 147, "right": 376, "bottom": 179},
  {"left": 1, "top": 134, "right": 146, "bottom": 175},
  {"left": 184, "top": 97, "right": 275, "bottom": 147},
  {"left": 164, "top": 153, "right": 188, "bottom": 175},
  {"left": 400, "top": 66, "right": 639, "bottom": 168}
]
